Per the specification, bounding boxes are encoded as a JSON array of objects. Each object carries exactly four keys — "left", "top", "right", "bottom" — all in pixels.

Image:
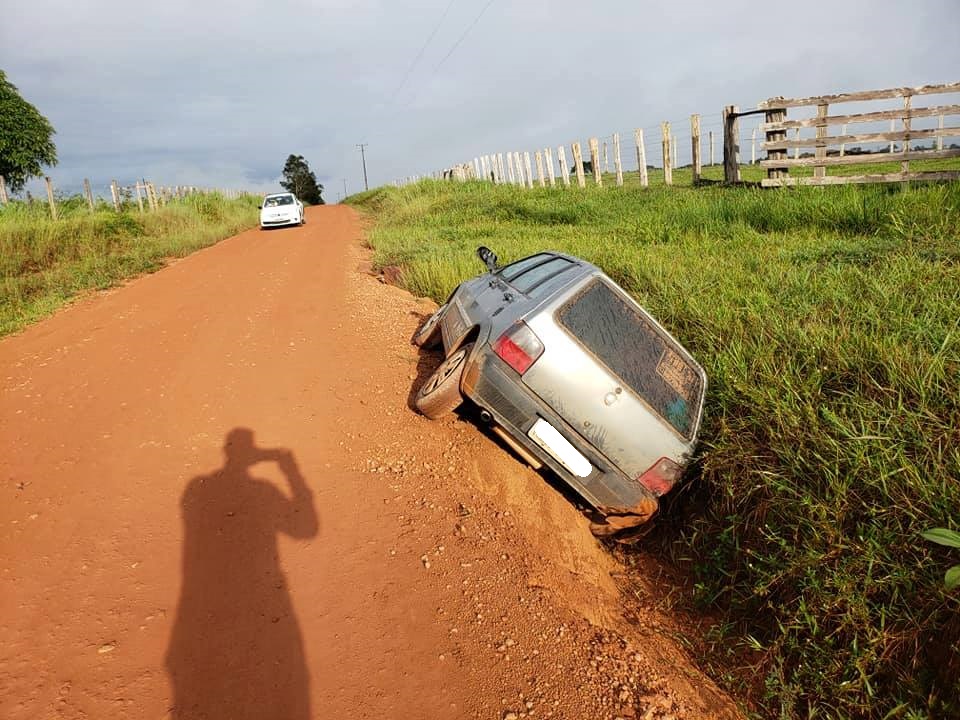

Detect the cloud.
[{"left": 2, "top": 0, "right": 957, "bottom": 199}]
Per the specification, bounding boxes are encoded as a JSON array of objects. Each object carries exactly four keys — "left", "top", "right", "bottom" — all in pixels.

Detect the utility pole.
[
  {"left": 356, "top": 143, "right": 369, "bottom": 191},
  {"left": 342, "top": 178, "right": 347, "bottom": 198}
]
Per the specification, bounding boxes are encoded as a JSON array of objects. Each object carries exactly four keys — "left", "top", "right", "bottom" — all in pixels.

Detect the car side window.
[
  {"left": 509, "top": 257, "right": 573, "bottom": 295},
  {"left": 499, "top": 254, "right": 551, "bottom": 281}
]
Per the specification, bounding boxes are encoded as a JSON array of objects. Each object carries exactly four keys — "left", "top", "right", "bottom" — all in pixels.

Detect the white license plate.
[{"left": 527, "top": 418, "right": 592, "bottom": 478}]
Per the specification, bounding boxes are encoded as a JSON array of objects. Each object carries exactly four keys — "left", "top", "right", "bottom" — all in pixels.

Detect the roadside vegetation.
[
  {"left": 347, "top": 176, "right": 960, "bottom": 719},
  {"left": 0, "top": 194, "right": 259, "bottom": 335}
]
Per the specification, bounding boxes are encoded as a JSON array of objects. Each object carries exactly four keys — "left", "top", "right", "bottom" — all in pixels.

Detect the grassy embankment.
[
  {"left": 347, "top": 172, "right": 960, "bottom": 719},
  {"left": 0, "top": 193, "right": 259, "bottom": 335}
]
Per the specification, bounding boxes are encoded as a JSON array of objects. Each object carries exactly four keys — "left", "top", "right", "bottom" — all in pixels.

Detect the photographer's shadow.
[{"left": 165, "top": 428, "right": 319, "bottom": 720}]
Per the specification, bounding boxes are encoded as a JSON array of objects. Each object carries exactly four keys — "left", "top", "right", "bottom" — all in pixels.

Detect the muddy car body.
[{"left": 413, "top": 248, "right": 707, "bottom": 531}]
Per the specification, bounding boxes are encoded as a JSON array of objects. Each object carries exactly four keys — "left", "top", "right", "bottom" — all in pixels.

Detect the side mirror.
[{"left": 476, "top": 246, "right": 499, "bottom": 272}]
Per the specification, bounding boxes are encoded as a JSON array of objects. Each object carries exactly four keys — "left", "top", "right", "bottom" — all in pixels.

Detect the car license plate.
[{"left": 527, "top": 418, "right": 592, "bottom": 478}]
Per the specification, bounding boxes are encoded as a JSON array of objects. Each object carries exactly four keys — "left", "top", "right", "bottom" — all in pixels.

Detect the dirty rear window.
[{"left": 558, "top": 280, "right": 702, "bottom": 438}]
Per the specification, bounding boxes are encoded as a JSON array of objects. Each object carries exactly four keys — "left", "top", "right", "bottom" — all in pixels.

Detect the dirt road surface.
[{"left": 1, "top": 206, "right": 739, "bottom": 719}]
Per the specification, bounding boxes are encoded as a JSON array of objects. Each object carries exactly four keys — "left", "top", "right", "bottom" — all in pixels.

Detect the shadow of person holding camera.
[{"left": 165, "top": 428, "right": 318, "bottom": 720}]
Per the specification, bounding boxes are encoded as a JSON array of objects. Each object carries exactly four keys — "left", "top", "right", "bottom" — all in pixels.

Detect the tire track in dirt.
[{"left": 0, "top": 206, "right": 739, "bottom": 719}]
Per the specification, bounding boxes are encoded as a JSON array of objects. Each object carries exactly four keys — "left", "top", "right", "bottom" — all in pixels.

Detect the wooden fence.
[
  {"left": 0, "top": 175, "right": 250, "bottom": 218},
  {"left": 395, "top": 81, "right": 959, "bottom": 192},
  {"left": 757, "top": 82, "right": 960, "bottom": 187},
  {"left": 401, "top": 124, "right": 676, "bottom": 190}
]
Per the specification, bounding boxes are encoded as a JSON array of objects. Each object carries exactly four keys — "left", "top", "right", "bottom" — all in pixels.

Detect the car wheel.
[
  {"left": 415, "top": 343, "right": 471, "bottom": 419},
  {"left": 413, "top": 304, "right": 446, "bottom": 349}
]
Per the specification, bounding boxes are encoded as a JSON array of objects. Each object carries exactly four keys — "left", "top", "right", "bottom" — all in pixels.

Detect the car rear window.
[
  {"left": 557, "top": 279, "right": 702, "bottom": 438},
  {"left": 509, "top": 257, "right": 573, "bottom": 295},
  {"left": 264, "top": 196, "right": 294, "bottom": 207}
]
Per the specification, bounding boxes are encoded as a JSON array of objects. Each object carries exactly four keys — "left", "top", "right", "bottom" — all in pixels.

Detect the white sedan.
[{"left": 259, "top": 192, "right": 304, "bottom": 229}]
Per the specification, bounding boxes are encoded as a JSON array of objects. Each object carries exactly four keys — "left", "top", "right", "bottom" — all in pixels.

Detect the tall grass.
[
  {"left": 348, "top": 178, "right": 960, "bottom": 718},
  {"left": 0, "top": 193, "right": 259, "bottom": 335}
]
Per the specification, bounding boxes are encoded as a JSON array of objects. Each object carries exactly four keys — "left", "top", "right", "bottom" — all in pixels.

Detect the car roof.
[{"left": 264, "top": 192, "right": 295, "bottom": 198}]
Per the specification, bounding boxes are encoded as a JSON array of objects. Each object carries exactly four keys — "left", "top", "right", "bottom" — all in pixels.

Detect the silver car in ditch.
[{"left": 412, "top": 247, "right": 707, "bottom": 534}]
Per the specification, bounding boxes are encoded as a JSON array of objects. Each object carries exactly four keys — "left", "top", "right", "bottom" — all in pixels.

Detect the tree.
[
  {"left": 0, "top": 70, "right": 57, "bottom": 193},
  {"left": 280, "top": 155, "right": 324, "bottom": 205}
]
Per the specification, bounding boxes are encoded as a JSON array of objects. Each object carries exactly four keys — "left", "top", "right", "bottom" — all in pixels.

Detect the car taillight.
[
  {"left": 492, "top": 322, "right": 544, "bottom": 375},
  {"left": 636, "top": 457, "right": 683, "bottom": 496}
]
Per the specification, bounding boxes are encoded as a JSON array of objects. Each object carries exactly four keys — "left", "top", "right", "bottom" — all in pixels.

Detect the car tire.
[
  {"left": 413, "top": 304, "right": 446, "bottom": 349},
  {"left": 415, "top": 343, "right": 471, "bottom": 419}
]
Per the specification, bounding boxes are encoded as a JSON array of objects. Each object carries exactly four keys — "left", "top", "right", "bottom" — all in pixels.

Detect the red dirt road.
[{"left": 1, "top": 206, "right": 739, "bottom": 719}]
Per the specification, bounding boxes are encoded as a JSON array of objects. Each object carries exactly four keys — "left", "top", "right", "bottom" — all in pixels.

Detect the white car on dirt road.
[{"left": 259, "top": 192, "right": 304, "bottom": 229}]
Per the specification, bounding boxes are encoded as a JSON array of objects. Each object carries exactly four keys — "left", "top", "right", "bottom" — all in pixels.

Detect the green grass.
[
  {"left": 347, "top": 175, "right": 960, "bottom": 719},
  {"left": 0, "top": 193, "right": 259, "bottom": 335}
]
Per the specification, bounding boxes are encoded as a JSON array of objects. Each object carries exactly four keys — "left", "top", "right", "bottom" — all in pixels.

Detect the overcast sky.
[{"left": 2, "top": 0, "right": 958, "bottom": 200}]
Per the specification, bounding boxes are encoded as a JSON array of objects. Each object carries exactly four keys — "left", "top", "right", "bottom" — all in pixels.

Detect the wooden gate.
[{"left": 759, "top": 82, "right": 960, "bottom": 187}]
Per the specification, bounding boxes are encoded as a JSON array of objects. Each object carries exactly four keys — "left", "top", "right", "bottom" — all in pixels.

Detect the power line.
[
  {"left": 433, "top": 0, "right": 497, "bottom": 71},
  {"left": 386, "top": 0, "right": 459, "bottom": 105}
]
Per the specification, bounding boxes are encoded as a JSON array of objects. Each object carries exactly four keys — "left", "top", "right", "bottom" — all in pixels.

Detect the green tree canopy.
[
  {"left": 0, "top": 70, "right": 57, "bottom": 193},
  {"left": 280, "top": 154, "right": 324, "bottom": 205}
]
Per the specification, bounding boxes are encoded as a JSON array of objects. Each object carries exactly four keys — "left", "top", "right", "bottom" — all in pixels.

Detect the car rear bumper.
[{"left": 461, "top": 346, "right": 658, "bottom": 516}]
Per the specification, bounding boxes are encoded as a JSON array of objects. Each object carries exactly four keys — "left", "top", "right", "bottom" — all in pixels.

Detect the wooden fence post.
[
  {"left": 763, "top": 103, "right": 787, "bottom": 183},
  {"left": 635, "top": 129, "right": 648, "bottom": 187},
  {"left": 110, "top": 180, "right": 121, "bottom": 211},
  {"left": 507, "top": 153, "right": 516, "bottom": 184},
  {"left": 901, "top": 95, "right": 911, "bottom": 175},
  {"left": 661, "top": 122, "right": 673, "bottom": 185},
  {"left": 515, "top": 152, "right": 525, "bottom": 186},
  {"left": 751, "top": 128, "right": 757, "bottom": 164},
  {"left": 840, "top": 124, "right": 847, "bottom": 157},
  {"left": 524, "top": 152, "right": 534, "bottom": 189},
  {"left": 82, "top": 179, "right": 93, "bottom": 210},
  {"left": 889, "top": 119, "right": 896, "bottom": 153},
  {"left": 793, "top": 128, "right": 801, "bottom": 159},
  {"left": 0, "top": 175, "right": 8, "bottom": 204},
  {"left": 572, "top": 142, "right": 586, "bottom": 188},
  {"left": 709, "top": 130, "right": 715, "bottom": 166},
  {"left": 613, "top": 132, "right": 623, "bottom": 186},
  {"left": 44, "top": 177, "right": 58, "bottom": 219},
  {"left": 603, "top": 141, "right": 609, "bottom": 173},
  {"left": 672, "top": 135, "right": 678, "bottom": 170},
  {"left": 134, "top": 183, "right": 145, "bottom": 213},
  {"left": 545, "top": 147, "right": 556, "bottom": 186},
  {"left": 535, "top": 151, "right": 545, "bottom": 187},
  {"left": 557, "top": 146, "right": 570, "bottom": 187},
  {"left": 691, "top": 115, "right": 702, "bottom": 182},
  {"left": 588, "top": 137, "right": 601, "bottom": 186},
  {"left": 722, "top": 106, "right": 740, "bottom": 183},
  {"left": 147, "top": 182, "right": 158, "bottom": 211},
  {"left": 814, "top": 103, "right": 828, "bottom": 179},
  {"left": 938, "top": 114, "right": 945, "bottom": 151}
]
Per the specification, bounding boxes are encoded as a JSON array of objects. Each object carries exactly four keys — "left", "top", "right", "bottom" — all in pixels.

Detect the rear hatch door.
[{"left": 521, "top": 276, "right": 705, "bottom": 482}]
